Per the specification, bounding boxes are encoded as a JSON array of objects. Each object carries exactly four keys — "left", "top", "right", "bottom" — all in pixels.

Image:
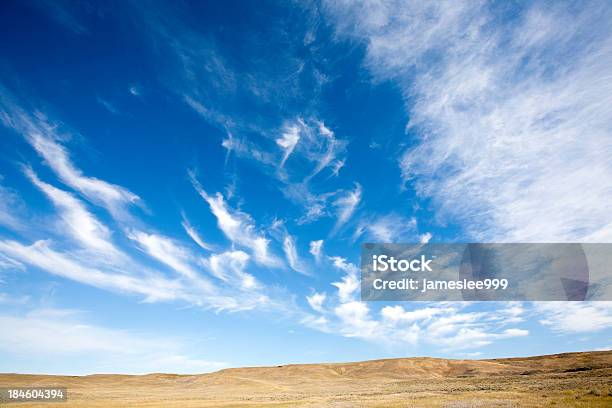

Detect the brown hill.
[{"left": 1, "top": 351, "right": 610, "bottom": 407}]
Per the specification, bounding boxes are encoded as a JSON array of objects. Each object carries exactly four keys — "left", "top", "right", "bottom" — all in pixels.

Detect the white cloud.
[
  {"left": 300, "top": 314, "right": 330, "bottom": 333},
  {"left": 306, "top": 292, "right": 326, "bottom": 313},
  {"left": 189, "top": 172, "right": 281, "bottom": 267},
  {"left": 304, "top": 120, "right": 348, "bottom": 181},
  {"left": 309, "top": 239, "right": 323, "bottom": 262},
  {"left": 181, "top": 214, "right": 214, "bottom": 251},
  {"left": 276, "top": 123, "right": 300, "bottom": 167},
  {"left": 128, "top": 231, "right": 272, "bottom": 310},
  {"left": 330, "top": 158, "right": 345, "bottom": 178},
  {"left": 185, "top": 96, "right": 235, "bottom": 131},
  {"left": 0, "top": 235, "right": 272, "bottom": 313},
  {"left": 0, "top": 253, "right": 24, "bottom": 271},
  {"left": 419, "top": 232, "right": 432, "bottom": 244},
  {"left": 0, "top": 87, "right": 289, "bottom": 315},
  {"left": 318, "top": 2, "right": 611, "bottom": 351},
  {"left": 232, "top": 117, "right": 347, "bottom": 181},
  {"left": 355, "top": 213, "right": 417, "bottom": 242},
  {"left": 434, "top": 327, "right": 528, "bottom": 350},
  {"left": 129, "top": 85, "right": 141, "bottom": 96},
  {"left": 282, "top": 234, "right": 307, "bottom": 275},
  {"left": 334, "top": 301, "right": 381, "bottom": 340},
  {"left": 220, "top": 117, "right": 349, "bottom": 224},
  {"left": 127, "top": 230, "right": 213, "bottom": 291},
  {"left": 329, "top": 256, "right": 360, "bottom": 304},
  {"left": 0, "top": 239, "right": 184, "bottom": 302},
  {"left": 304, "top": 256, "right": 529, "bottom": 351},
  {"left": 206, "top": 250, "right": 258, "bottom": 290},
  {"left": 25, "top": 168, "right": 119, "bottom": 256},
  {"left": 0, "top": 181, "right": 24, "bottom": 230},
  {"left": 331, "top": 183, "right": 362, "bottom": 235},
  {"left": 325, "top": 1, "right": 612, "bottom": 242},
  {"left": 536, "top": 302, "right": 612, "bottom": 333},
  {"left": 28, "top": 132, "right": 140, "bottom": 217},
  {"left": 221, "top": 133, "right": 275, "bottom": 168},
  {"left": 96, "top": 97, "right": 120, "bottom": 115},
  {"left": 284, "top": 182, "right": 337, "bottom": 224},
  {"left": 381, "top": 305, "right": 454, "bottom": 324},
  {"left": 0, "top": 94, "right": 139, "bottom": 218}
]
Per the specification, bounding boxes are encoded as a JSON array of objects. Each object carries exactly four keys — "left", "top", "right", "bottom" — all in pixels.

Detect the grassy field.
[{"left": 1, "top": 351, "right": 610, "bottom": 407}]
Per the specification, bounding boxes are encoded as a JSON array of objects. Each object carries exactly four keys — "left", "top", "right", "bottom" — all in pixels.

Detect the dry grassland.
[{"left": 1, "top": 351, "right": 610, "bottom": 407}]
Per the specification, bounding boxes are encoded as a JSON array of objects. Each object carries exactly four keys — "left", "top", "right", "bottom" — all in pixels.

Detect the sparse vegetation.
[{"left": 1, "top": 351, "right": 610, "bottom": 407}]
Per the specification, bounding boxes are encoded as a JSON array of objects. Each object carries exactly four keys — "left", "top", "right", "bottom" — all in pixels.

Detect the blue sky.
[{"left": 0, "top": 0, "right": 611, "bottom": 374}]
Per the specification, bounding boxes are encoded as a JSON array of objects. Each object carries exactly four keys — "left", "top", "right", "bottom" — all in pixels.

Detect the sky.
[{"left": 0, "top": 0, "right": 611, "bottom": 375}]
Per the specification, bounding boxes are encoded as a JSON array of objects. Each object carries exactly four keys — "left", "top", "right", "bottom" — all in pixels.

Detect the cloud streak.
[
  {"left": 24, "top": 167, "right": 119, "bottom": 256},
  {"left": 304, "top": 255, "right": 529, "bottom": 350},
  {"left": 0, "top": 91, "right": 140, "bottom": 218},
  {"left": 0, "top": 239, "right": 184, "bottom": 302},
  {"left": 282, "top": 233, "right": 308, "bottom": 275},
  {"left": 309, "top": 239, "right": 323, "bottom": 262},
  {"left": 325, "top": 1, "right": 612, "bottom": 242},
  {"left": 181, "top": 214, "right": 214, "bottom": 251},
  {"left": 331, "top": 183, "right": 362, "bottom": 235},
  {"left": 276, "top": 124, "right": 300, "bottom": 168},
  {"left": 189, "top": 171, "right": 282, "bottom": 267}
]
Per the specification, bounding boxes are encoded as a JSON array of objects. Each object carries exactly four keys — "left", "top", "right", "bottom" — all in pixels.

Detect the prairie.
[{"left": 1, "top": 351, "right": 610, "bottom": 407}]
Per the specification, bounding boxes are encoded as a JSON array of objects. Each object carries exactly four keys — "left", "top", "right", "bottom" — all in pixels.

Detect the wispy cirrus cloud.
[
  {"left": 205, "top": 250, "right": 259, "bottom": 290},
  {"left": 318, "top": 0, "right": 612, "bottom": 348},
  {"left": 0, "top": 91, "right": 140, "bottom": 219},
  {"left": 536, "top": 302, "right": 612, "bottom": 333},
  {"left": 283, "top": 182, "right": 336, "bottom": 225},
  {"left": 331, "top": 183, "right": 362, "bottom": 235},
  {"left": 325, "top": 1, "right": 612, "bottom": 242},
  {"left": 0, "top": 253, "right": 23, "bottom": 272},
  {"left": 24, "top": 167, "right": 120, "bottom": 256},
  {"left": 221, "top": 133, "right": 276, "bottom": 169},
  {"left": 96, "top": 96, "right": 121, "bottom": 116},
  {"left": 0, "top": 86, "right": 290, "bottom": 314},
  {"left": 127, "top": 230, "right": 214, "bottom": 291},
  {"left": 309, "top": 239, "right": 323, "bottom": 262},
  {"left": 130, "top": 2, "right": 351, "bottom": 241},
  {"left": 127, "top": 237, "right": 273, "bottom": 312},
  {"left": 276, "top": 123, "right": 300, "bottom": 168},
  {"left": 0, "top": 239, "right": 184, "bottom": 303},
  {"left": 306, "top": 292, "right": 326, "bottom": 314},
  {"left": 181, "top": 213, "right": 214, "bottom": 251},
  {"left": 419, "top": 232, "right": 432, "bottom": 244},
  {"left": 221, "top": 117, "right": 353, "bottom": 228},
  {"left": 0, "top": 179, "right": 25, "bottom": 231},
  {"left": 127, "top": 230, "right": 275, "bottom": 312},
  {"left": 189, "top": 171, "right": 282, "bottom": 267},
  {"left": 304, "top": 121, "right": 347, "bottom": 182},
  {"left": 354, "top": 213, "right": 417, "bottom": 242},
  {"left": 282, "top": 233, "right": 308, "bottom": 275},
  {"left": 1, "top": 169, "right": 279, "bottom": 313},
  {"left": 223, "top": 117, "right": 348, "bottom": 182},
  {"left": 131, "top": 0, "right": 327, "bottom": 136},
  {"left": 26, "top": 131, "right": 141, "bottom": 218},
  {"left": 124, "top": 1, "right": 352, "bottom": 235},
  {"left": 303, "top": 255, "right": 529, "bottom": 350}
]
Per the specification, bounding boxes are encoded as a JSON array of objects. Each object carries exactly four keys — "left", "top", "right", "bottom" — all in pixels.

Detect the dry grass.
[{"left": 1, "top": 351, "right": 610, "bottom": 407}]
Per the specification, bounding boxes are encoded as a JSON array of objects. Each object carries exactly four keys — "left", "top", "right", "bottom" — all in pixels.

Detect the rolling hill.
[{"left": 1, "top": 351, "right": 610, "bottom": 407}]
